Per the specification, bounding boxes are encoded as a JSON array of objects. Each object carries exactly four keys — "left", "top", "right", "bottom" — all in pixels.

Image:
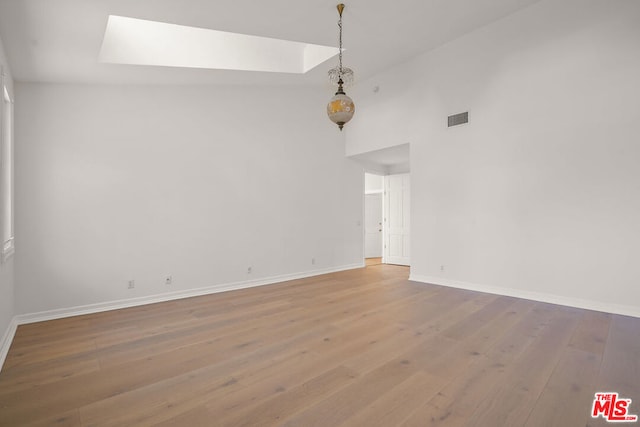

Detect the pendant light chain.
[
  {"left": 328, "top": 4, "right": 353, "bottom": 86},
  {"left": 338, "top": 12, "right": 343, "bottom": 76}
]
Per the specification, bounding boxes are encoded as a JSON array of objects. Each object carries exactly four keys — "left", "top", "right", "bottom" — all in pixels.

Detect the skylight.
[{"left": 99, "top": 15, "right": 338, "bottom": 74}]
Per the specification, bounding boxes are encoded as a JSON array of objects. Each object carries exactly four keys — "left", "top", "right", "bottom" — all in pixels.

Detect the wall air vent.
[{"left": 448, "top": 111, "right": 468, "bottom": 127}]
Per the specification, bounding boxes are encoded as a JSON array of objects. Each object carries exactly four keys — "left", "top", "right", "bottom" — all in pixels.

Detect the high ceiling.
[{"left": 0, "top": 0, "right": 541, "bottom": 85}]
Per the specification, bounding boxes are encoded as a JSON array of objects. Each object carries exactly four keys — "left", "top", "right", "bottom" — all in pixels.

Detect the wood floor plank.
[
  {"left": 401, "top": 356, "right": 506, "bottom": 427},
  {"left": 0, "top": 357, "right": 101, "bottom": 396},
  {"left": 153, "top": 407, "right": 219, "bottom": 427},
  {"left": 400, "top": 403, "right": 468, "bottom": 427},
  {"left": 204, "top": 322, "right": 408, "bottom": 420},
  {"left": 220, "top": 365, "right": 359, "bottom": 427},
  {"left": 597, "top": 315, "right": 640, "bottom": 397},
  {"left": 341, "top": 371, "right": 447, "bottom": 427},
  {"left": 466, "top": 308, "right": 582, "bottom": 426},
  {"left": 279, "top": 357, "right": 419, "bottom": 427},
  {"left": 0, "top": 265, "right": 638, "bottom": 426},
  {"left": 24, "top": 409, "right": 82, "bottom": 427},
  {"left": 524, "top": 347, "right": 602, "bottom": 427},
  {"left": 569, "top": 310, "right": 611, "bottom": 356},
  {"left": 89, "top": 340, "right": 324, "bottom": 426}
]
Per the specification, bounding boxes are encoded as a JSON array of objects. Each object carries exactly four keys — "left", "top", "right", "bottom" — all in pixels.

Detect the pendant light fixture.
[{"left": 327, "top": 3, "right": 355, "bottom": 131}]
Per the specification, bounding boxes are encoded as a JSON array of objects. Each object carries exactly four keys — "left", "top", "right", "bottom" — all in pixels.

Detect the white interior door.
[
  {"left": 364, "top": 193, "right": 383, "bottom": 258},
  {"left": 384, "top": 174, "right": 410, "bottom": 266}
]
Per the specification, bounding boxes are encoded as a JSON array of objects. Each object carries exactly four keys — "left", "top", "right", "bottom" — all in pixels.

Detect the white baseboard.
[
  {"left": 409, "top": 274, "right": 640, "bottom": 318},
  {"left": 15, "top": 263, "right": 365, "bottom": 326},
  {"left": 0, "top": 316, "right": 18, "bottom": 372}
]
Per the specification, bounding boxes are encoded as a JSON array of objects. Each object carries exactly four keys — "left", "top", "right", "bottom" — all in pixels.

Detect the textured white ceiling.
[{"left": 0, "top": 0, "right": 541, "bottom": 85}]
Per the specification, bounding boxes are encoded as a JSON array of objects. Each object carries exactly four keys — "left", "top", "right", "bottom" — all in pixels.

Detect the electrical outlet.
[
  {"left": 128, "top": 280, "right": 135, "bottom": 289},
  {"left": 311, "top": 258, "right": 315, "bottom": 265},
  {"left": 165, "top": 275, "right": 172, "bottom": 285},
  {"left": 247, "top": 266, "right": 252, "bottom": 274},
  {"left": 440, "top": 265, "right": 445, "bottom": 272}
]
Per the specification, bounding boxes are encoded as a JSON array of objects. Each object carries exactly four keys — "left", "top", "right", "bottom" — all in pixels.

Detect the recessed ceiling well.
[
  {"left": 99, "top": 15, "right": 338, "bottom": 74},
  {"left": 0, "top": 0, "right": 543, "bottom": 85}
]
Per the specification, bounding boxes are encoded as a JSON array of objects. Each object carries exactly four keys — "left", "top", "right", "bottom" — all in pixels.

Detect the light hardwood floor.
[
  {"left": 365, "top": 257, "right": 382, "bottom": 266},
  {"left": 1, "top": 265, "right": 639, "bottom": 426}
]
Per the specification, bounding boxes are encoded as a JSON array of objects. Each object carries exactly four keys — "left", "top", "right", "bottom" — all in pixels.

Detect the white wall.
[
  {"left": 15, "top": 83, "right": 363, "bottom": 315},
  {"left": 364, "top": 173, "right": 383, "bottom": 194},
  {"left": 347, "top": 0, "right": 640, "bottom": 316},
  {"left": 0, "top": 32, "right": 15, "bottom": 363}
]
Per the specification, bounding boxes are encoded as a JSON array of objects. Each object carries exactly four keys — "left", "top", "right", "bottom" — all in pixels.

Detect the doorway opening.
[
  {"left": 364, "top": 173, "right": 384, "bottom": 265},
  {"left": 350, "top": 143, "right": 410, "bottom": 268},
  {"left": 363, "top": 171, "right": 411, "bottom": 267}
]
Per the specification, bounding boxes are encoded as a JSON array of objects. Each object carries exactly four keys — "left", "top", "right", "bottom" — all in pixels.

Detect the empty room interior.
[{"left": 0, "top": 0, "right": 639, "bottom": 425}]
